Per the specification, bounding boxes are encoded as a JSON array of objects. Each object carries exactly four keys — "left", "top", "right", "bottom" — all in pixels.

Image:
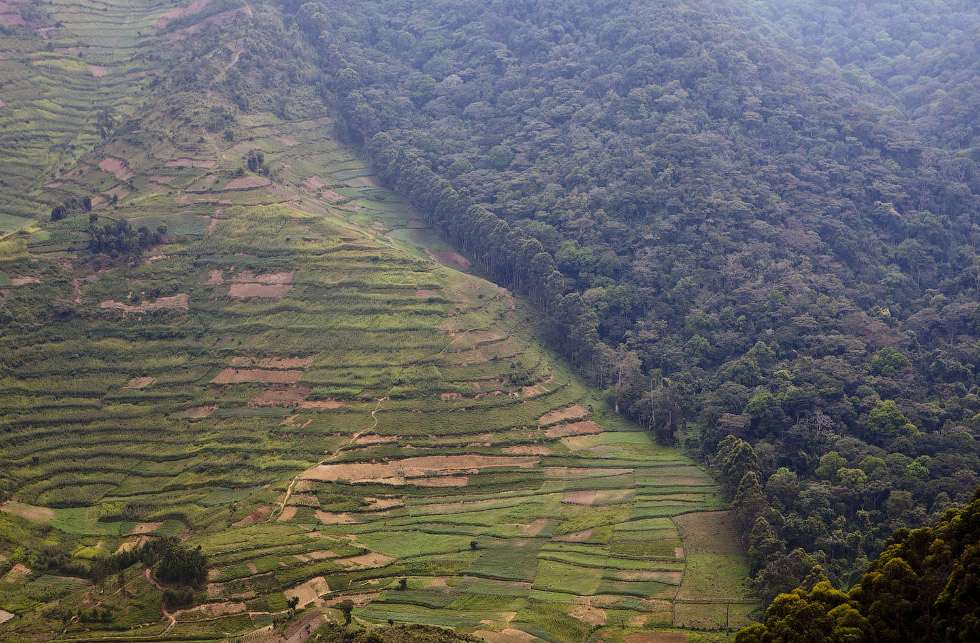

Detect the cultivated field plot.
[{"left": 0, "top": 4, "right": 754, "bottom": 642}]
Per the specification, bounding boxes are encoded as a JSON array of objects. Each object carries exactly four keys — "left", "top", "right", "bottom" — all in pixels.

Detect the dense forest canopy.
[{"left": 273, "top": 0, "right": 980, "bottom": 601}]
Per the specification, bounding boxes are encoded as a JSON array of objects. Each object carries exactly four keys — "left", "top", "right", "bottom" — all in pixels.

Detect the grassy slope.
[{"left": 0, "top": 2, "right": 754, "bottom": 642}]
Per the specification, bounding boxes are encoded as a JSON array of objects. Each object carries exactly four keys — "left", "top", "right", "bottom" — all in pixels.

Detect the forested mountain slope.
[
  {"left": 276, "top": 0, "right": 980, "bottom": 598},
  {"left": 737, "top": 486, "right": 980, "bottom": 643}
]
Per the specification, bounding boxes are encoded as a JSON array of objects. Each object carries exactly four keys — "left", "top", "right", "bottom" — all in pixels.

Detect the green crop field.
[{"left": 0, "top": 2, "right": 756, "bottom": 642}]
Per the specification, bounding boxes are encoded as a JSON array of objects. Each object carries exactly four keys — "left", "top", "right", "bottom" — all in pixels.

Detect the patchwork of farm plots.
[
  {"left": 0, "top": 36, "right": 755, "bottom": 641},
  {"left": 0, "top": 0, "right": 186, "bottom": 226}
]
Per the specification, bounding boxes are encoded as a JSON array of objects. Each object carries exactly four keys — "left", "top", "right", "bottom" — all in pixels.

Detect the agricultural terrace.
[{"left": 0, "top": 2, "right": 755, "bottom": 642}]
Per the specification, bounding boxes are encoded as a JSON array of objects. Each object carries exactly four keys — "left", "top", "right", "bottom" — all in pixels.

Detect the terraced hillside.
[{"left": 0, "top": 2, "right": 755, "bottom": 642}]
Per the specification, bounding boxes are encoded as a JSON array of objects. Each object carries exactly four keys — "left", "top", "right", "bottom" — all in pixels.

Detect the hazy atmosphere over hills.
[{"left": 1, "top": 1, "right": 980, "bottom": 642}]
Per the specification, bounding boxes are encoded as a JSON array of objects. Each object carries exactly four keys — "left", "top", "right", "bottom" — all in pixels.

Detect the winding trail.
[{"left": 268, "top": 395, "right": 388, "bottom": 522}]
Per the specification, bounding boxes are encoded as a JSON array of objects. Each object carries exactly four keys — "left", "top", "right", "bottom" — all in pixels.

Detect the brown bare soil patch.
[
  {"left": 675, "top": 547, "right": 685, "bottom": 558},
  {"left": 622, "top": 570, "right": 684, "bottom": 583},
  {"left": 322, "top": 592, "right": 378, "bottom": 608},
  {"left": 173, "top": 405, "right": 217, "bottom": 419},
  {"left": 416, "top": 289, "right": 439, "bottom": 299},
  {"left": 233, "top": 507, "right": 271, "bottom": 526},
  {"left": 521, "top": 519, "right": 550, "bottom": 536},
  {"left": 546, "top": 420, "right": 602, "bottom": 438},
  {"left": 231, "top": 270, "right": 296, "bottom": 284},
  {"left": 189, "top": 602, "right": 246, "bottom": 618},
  {"left": 301, "top": 399, "right": 345, "bottom": 410},
  {"left": 441, "top": 392, "right": 461, "bottom": 401},
  {"left": 673, "top": 510, "right": 744, "bottom": 556},
  {"left": 355, "top": 434, "right": 397, "bottom": 445},
  {"left": 107, "top": 185, "right": 131, "bottom": 201},
  {"left": 363, "top": 497, "right": 405, "bottom": 511},
  {"left": 98, "top": 157, "right": 134, "bottom": 181},
  {"left": 320, "top": 189, "right": 344, "bottom": 202},
  {"left": 552, "top": 528, "right": 594, "bottom": 543},
  {"left": 163, "top": 158, "right": 216, "bottom": 169},
  {"left": 302, "top": 454, "right": 537, "bottom": 484},
  {"left": 522, "top": 385, "right": 543, "bottom": 397},
  {"left": 302, "top": 175, "right": 327, "bottom": 191},
  {"left": 231, "top": 355, "right": 312, "bottom": 368},
  {"left": 315, "top": 511, "right": 359, "bottom": 524},
  {"left": 212, "top": 368, "right": 304, "bottom": 384},
  {"left": 0, "top": 610, "right": 15, "bottom": 625},
  {"left": 223, "top": 176, "right": 270, "bottom": 190},
  {"left": 624, "top": 634, "right": 688, "bottom": 643},
  {"left": 277, "top": 134, "right": 299, "bottom": 146},
  {"left": 125, "top": 376, "right": 156, "bottom": 389},
  {"left": 539, "top": 404, "right": 589, "bottom": 425},
  {"left": 249, "top": 385, "right": 310, "bottom": 407},
  {"left": 228, "top": 283, "right": 293, "bottom": 298},
  {"left": 570, "top": 605, "right": 607, "bottom": 626},
  {"left": 339, "top": 552, "right": 395, "bottom": 568},
  {"left": 563, "top": 490, "right": 598, "bottom": 506},
  {"left": 1, "top": 502, "right": 55, "bottom": 522},
  {"left": 87, "top": 64, "right": 107, "bottom": 77},
  {"left": 561, "top": 488, "right": 634, "bottom": 506},
  {"left": 474, "top": 629, "right": 537, "bottom": 643},
  {"left": 348, "top": 175, "right": 382, "bottom": 187},
  {"left": 10, "top": 276, "right": 39, "bottom": 286},
  {"left": 277, "top": 506, "right": 298, "bottom": 522},
  {"left": 0, "top": 96, "right": 5, "bottom": 109},
  {"left": 115, "top": 536, "right": 149, "bottom": 554},
  {"left": 207, "top": 269, "right": 224, "bottom": 286},
  {"left": 129, "top": 522, "right": 163, "bottom": 535},
  {"left": 414, "top": 476, "right": 469, "bottom": 487},
  {"left": 2, "top": 564, "right": 31, "bottom": 583},
  {"left": 100, "top": 294, "right": 189, "bottom": 314},
  {"left": 308, "top": 550, "right": 338, "bottom": 560},
  {"left": 148, "top": 175, "right": 176, "bottom": 185},
  {"left": 425, "top": 247, "right": 471, "bottom": 270},
  {"left": 285, "top": 576, "right": 329, "bottom": 608},
  {"left": 502, "top": 445, "right": 552, "bottom": 455},
  {"left": 544, "top": 467, "right": 632, "bottom": 479},
  {"left": 0, "top": 12, "right": 25, "bottom": 27}
]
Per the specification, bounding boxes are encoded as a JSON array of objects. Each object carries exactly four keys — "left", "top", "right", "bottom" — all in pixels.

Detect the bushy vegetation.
[
  {"left": 738, "top": 485, "right": 980, "bottom": 643},
  {"left": 88, "top": 219, "right": 165, "bottom": 261}
]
